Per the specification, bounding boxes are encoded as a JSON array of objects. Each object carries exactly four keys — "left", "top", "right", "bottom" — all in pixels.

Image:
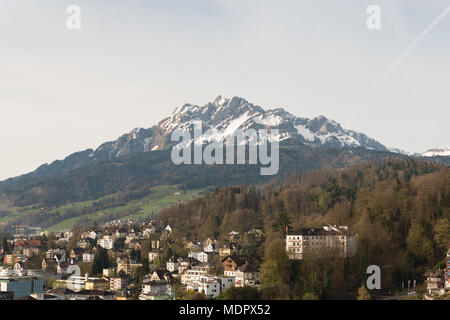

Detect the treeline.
[{"left": 157, "top": 158, "right": 450, "bottom": 298}]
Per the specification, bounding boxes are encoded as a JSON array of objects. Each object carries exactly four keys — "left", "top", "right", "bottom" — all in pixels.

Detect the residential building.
[
  {"left": 234, "top": 263, "right": 260, "bottom": 287},
  {"left": 97, "top": 238, "right": 114, "bottom": 250},
  {"left": 204, "top": 243, "right": 218, "bottom": 254},
  {"left": 110, "top": 277, "right": 129, "bottom": 291},
  {"left": 82, "top": 252, "right": 95, "bottom": 263},
  {"left": 286, "top": 225, "right": 357, "bottom": 260},
  {"left": 103, "top": 268, "right": 116, "bottom": 277},
  {"left": 423, "top": 269, "right": 446, "bottom": 296},
  {"left": 189, "top": 251, "right": 208, "bottom": 263},
  {"left": 221, "top": 255, "right": 253, "bottom": 277},
  {"left": 0, "top": 275, "right": 43, "bottom": 300},
  {"left": 148, "top": 251, "right": 160, "bottom": 263},
  {"left": 166, "top": 256, "right": 180, "bottom": 273},
  {"left": 140, "top": 278, "right": 173, "bottom": 298}
]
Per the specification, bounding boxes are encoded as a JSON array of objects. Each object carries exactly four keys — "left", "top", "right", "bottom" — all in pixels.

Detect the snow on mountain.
[
  {"left": 388, "top": 148, "right": 419, "bottom": 157},
  {"left": 421, "top": 148, "right": 450, "bottom": 157},
  {"left": 29, "top": 95, "right": 393, "bottom": 178},
  {"left": 89, "top": 95, "right": 388, "bottom": 161}
]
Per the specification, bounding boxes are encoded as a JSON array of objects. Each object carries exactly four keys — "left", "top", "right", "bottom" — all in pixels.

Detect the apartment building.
[{"left": 286, "top": 225, "right": 357, "bottom": 260}]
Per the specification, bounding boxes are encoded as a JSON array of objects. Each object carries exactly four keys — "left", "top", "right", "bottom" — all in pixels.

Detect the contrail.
[{"left": 357, "top": 5, "right": 450, "bottom": 111}]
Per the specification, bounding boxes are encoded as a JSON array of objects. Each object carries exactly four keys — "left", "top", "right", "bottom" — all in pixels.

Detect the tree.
[
  {"left": 260, "top": 238, "right": 292, "bottom": 299},
  {"left": 302, "top": 292, "right": 319, "bottom": 300},
  {"left": 357, "top": 284, "right": 371, "bottom": 300},
  {"left": 217, "top": 287, "right": 260, "bottom": 300},
  {"left": 406, "top": 221, "right": 433, "bottom": 264},
  {"left": 271, "top": 210, "right": 291, "bottom": 236},
  {"left": 181, "top": 291, "right": 206, "bottom": 300},
  {"left": 433, "top": 218, "right": 450, "bottom": 252},
  {"left": 1, "top": 237, "right": 9, "bottom": 254},
  {"left": 91, "top": 248, "right": 110, "bottom": 276}
]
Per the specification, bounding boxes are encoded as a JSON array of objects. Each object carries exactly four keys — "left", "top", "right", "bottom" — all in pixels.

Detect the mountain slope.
[
  {"left": 0, "top": 146, "right": 413, "bottom": 209},
  {"left": 0, "top": 96, "right": 390, "bottom": 187}
]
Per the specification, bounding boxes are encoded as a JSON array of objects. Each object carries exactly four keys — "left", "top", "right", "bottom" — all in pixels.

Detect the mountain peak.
[
  {"left": 20, "top": 95, "right": 393, "bottom": 180},
  {"left": 422, "top": 148, "right": 450, "bottom": 157}
]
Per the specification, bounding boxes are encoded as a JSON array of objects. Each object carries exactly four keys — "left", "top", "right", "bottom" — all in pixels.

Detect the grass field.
[{"left": 0, "top": 185, "right": 211, "bottom": 233}]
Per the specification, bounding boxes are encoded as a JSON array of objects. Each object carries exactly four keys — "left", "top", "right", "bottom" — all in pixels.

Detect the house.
[
  {"left": 150, "top": 240, "right": 160, "bottom": 250},
  {"left": 115, "top": 227, "right": 128, "bottom": 239},
  {"left": 97, "top": 238, "right": 114, "bottom": 250},
  {"left": 181, "top": 268, "right": 208, "bottom": 285},
  {"left": 219, "top": 243, "right": 241, "bottom": 258},
  {"left": 148, "top": 251, "right": 160, "bottom": 263},
  {"left": 186, "top": 275, "right": 235, "bottom": 299},
  {"left": 234, "top": 263, "right": 260, "bottom": 287},
  {"left": 140, "top": 278, "right": 173, "bottom": 300},
  {"left": 13, "top": 240, "right": 41, "bottom": 258},
  {"left": 103, "top": 268, "right": 116, "bottom": 277},
  {"left": 178, "top": 257, "right": 201, "bottom": 275},
  {"left": 85, "top": 278, "right": 109, "bottom": 291},
  {"left": 189, "top": 251, "right": 208, "bottom": 263},
  {"left": 13, "top": 261, "right": 24, "bottom": 271},
  {"left": 82, "top": 252, "right": 95, "bottom": 263},
  {"left": 77, "top": 239, "right": 91, "bottom": 249},
  {"left": 142, "top": 226, "right": 156, "bottom": 238},
  {"left": 166, "top": 256, "right": 181, "bottom": 273},
  {"left": 221, "top": 255, "right": 252, "bottom": 276},
  {"left": 54, "top": 252, "right": 66, "bottom": 264},
  {"left": 125, "top": 233, "right": 137, "bottom": 244},
  {"left": 186, "top": 240, "right": 202, "bottom": 251},
  {"left": 4, "top": 254, "right": 17, "bottom": 266},
  {"left": 286, "top": 225, "right": 357, "bottom": 260},
  {"left": 69, "top": 248, "right": 85, "bottom": 262},
  {"left": 228, "top": 231, "right": 240, "bottom": 241},
  {"left": 203, "top": 243, "right": 218, "bottom": 254},
  {"left": 116, "top": 257, "right": 130, "bottom": 275},
  {"left": 150, "top": 270, "right": 173, "bottom": 282},
  {"left": 82, "top": 231, "right": 100, "bottom": 240},
  {"left": 423, "top": 269, "right": 446, "bottom": 296},
  {"left": 164, "top": 225, "right": 172, "bottom": 234},
  {"left": 219, "top": 248, "right": 231, "bottom": 258},
  {"left": 188, "top": 278, "right": 221, "bottom": 299},
  {"left": 41, "top": 258, "right": 58, "bottom": 273},
  {"left": 110, "top": 277, "right": 130, "bottom": 291}
]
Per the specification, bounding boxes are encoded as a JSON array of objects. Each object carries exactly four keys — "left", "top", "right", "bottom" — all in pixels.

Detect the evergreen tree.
[{"left": 92, "top": 248, "right": 110, "bottom": 276}]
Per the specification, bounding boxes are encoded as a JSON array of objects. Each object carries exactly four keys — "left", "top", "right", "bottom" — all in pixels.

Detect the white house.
[
  {"left": 186, "top": 275, "right": 235, "bottom": 299},
  {"left": 82, "top": 253, "right": 95, "bottom": 263},
  {"left": 189, "top": 252, "right": 208, "bottom": 263},
  {"left": 148, "top": 251, "right": 160, "bottom": 263},
  {"left": 203, "top": 243, "right": 218, "bottom": 254},
  {"left": 166, "top": 260, "right": 179, "bottom": 273},
  {"left": 97, "top": 238, "right": 114, "bottom": 250}
]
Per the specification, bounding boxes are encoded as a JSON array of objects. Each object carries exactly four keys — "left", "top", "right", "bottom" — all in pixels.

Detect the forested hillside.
[
  {"left": 0, "top": 146, "right": 418, "bottom": 208},
  {"left": 157, "top": 158, "right": 450, "bottom": 298}
]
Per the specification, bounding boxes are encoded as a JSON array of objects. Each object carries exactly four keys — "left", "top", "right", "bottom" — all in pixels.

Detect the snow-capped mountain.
[
  {"left": 421, "top": 148, "right": 450, "bottom": 157},
  {"left": 4, "top": 95, "right": 448, "bottom": 184},
  {"left": 88, "top": 96, "right": 388, "bottom": 161}
]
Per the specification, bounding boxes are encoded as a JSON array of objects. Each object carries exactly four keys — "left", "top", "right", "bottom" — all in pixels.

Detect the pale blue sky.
[{"left": 0, "top": 0, "right": 449, "bottom": 179}]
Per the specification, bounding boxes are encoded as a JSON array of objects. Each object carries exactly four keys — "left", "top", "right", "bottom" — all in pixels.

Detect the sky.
[{"left": 0, "top": 0, "right": 449, "bottom": 180}]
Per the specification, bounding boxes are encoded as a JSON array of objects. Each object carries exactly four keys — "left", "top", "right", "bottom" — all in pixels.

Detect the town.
[{"left": 1, "top": 220, "right": 449, "bottom": 300}]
